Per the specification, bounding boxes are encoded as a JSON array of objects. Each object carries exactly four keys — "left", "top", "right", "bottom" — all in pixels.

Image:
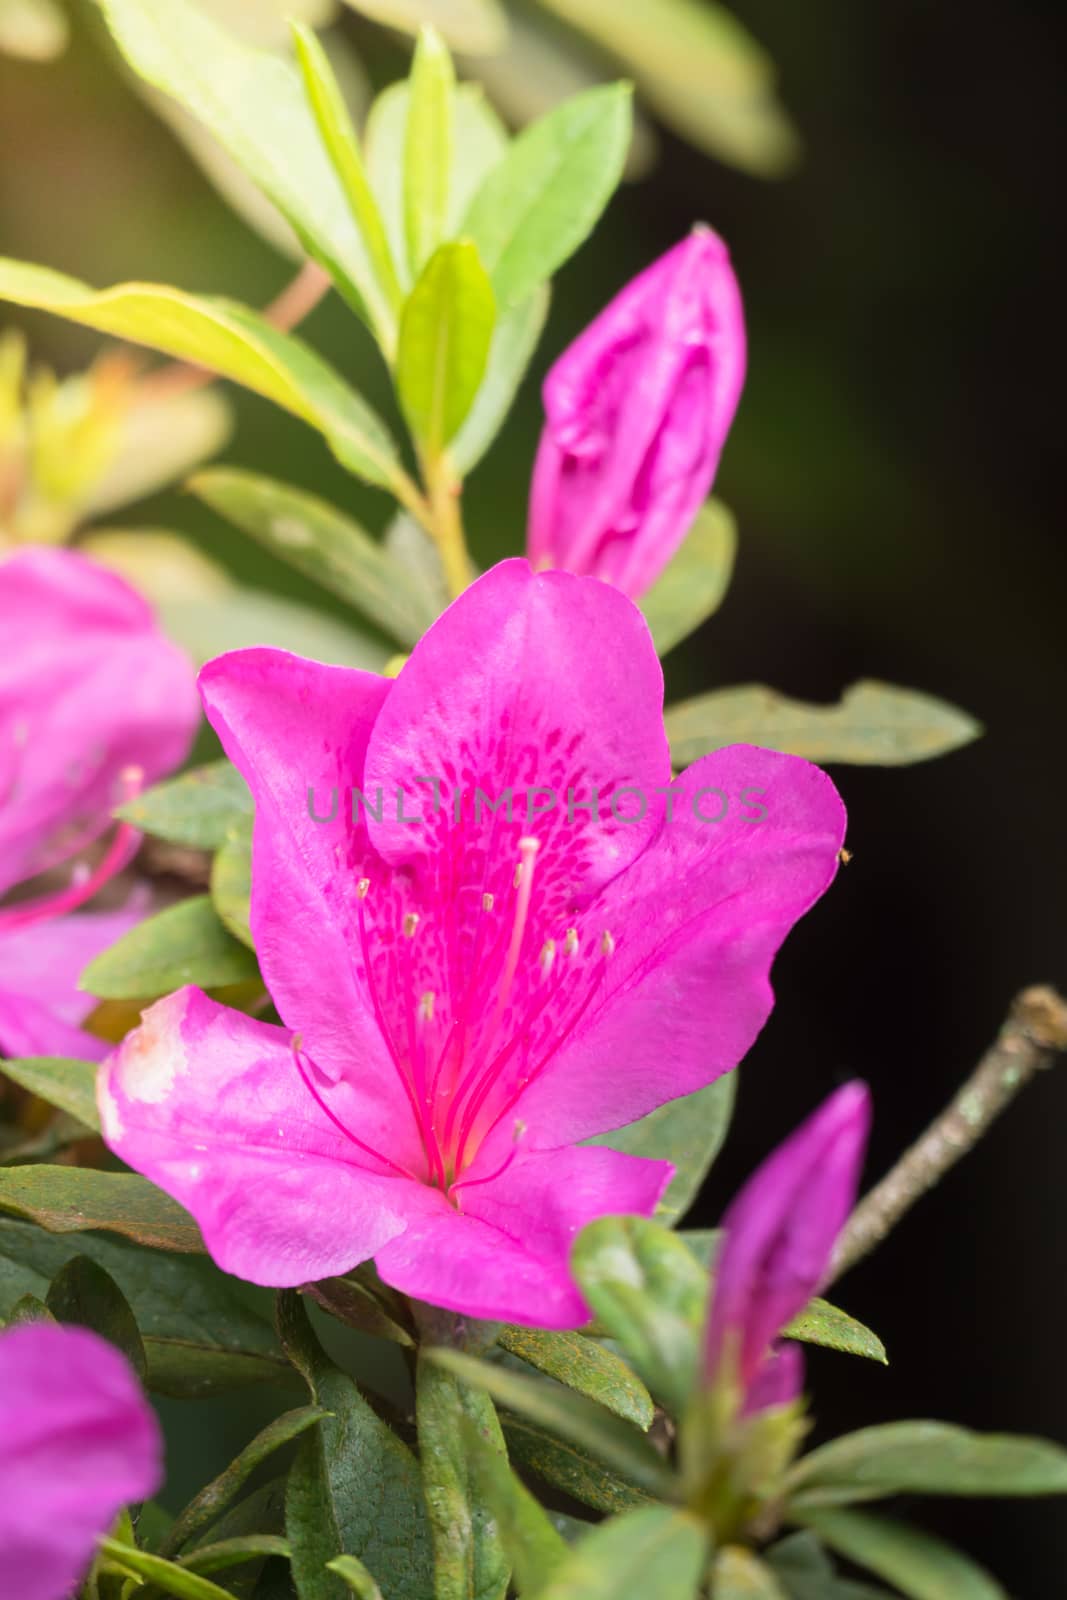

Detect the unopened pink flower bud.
[{"left": 526, "top": 227, "right": 746, "bottom": 600}]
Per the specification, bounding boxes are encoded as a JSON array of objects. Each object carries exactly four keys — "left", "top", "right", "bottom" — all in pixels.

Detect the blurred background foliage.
[{"left": 1, "top": 1, "right": 1064, "bottom": 1592}]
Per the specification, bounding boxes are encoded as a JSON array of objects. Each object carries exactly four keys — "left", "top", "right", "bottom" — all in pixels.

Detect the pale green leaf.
[
  {"left": 99, "top": 1540, "right": 237, "bottom": 1600},
  {"left": 404, "top": 26, "right": 455, "bottom": 278},
  {"left": 451, "top": 285, "right": 549, "bottom": 473},
  {"left": 499, "top": 1325, "right": 653, "bottom": 1429},
  {"left": 211, "top": 820, "right": 254, "bottom": 951},
  {"left": 463, "top": 83, "right": 632, "bottom": 310},
  {"left": 666, "top": 681, "right": 982, "bottom": 769},
  {"left": 0, "top": 0, "right": 66, "bottom": 60},
  {"left": 327, "top": 1555, "right": 384, "bottom": 1598},
  {"left": 535, "top": 1505, "right": 709, "bottom": 1600},
  {"left": 593, "top": 1076, "right": 735, "bottom": 1225},
  {"left": 791, "top": 1509, "right": 1007, "bottom": 1600},
  {"left": 714, "top": 1547, "right": 789, "bottom": 1598},
  {"left": 80, "top": 895, "right": 259, "bottom": 1001},
  {"left": 416, "top": 1351, "right": 510, "bottom": 1600},
  {"left": 159, "top": 588, "right": 388, "bottom": 671},
  {"left": 0, "top": 1057, "right": 100, "bottom": 1132},
  {"left": 458, "top": 1410, "right": 568, "bottom": 1594},
  {"left": 397, "top": 240, "right": 496, "bottom": 451},
  {"left": 640, "top": 500, "right": 737, "bottom": 656},
  {"left": 339, "top": 0, "right": 506, "bottom": 55},
  {"left": 84, "top": 387, "right": 232, "bottom": 518},
  {"left": 116, "top": 761, "right": 252, "bottom": 853}
]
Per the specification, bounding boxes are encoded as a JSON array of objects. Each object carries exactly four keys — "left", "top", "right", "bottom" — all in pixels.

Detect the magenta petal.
[
  {"left": 0, "top": 1322, "right": 162, "bottom": 1600},
  {"left": 97, "top": 988, "right": 433, "bottom": 1286},
  {"left": 515, "top": 745, "right": 847, "bottom": 1146},
  {"left": 375, "top": 1142, "right": 671, "bottom": 1328},
  {"left": 0, "top": 902, "right": 144, "bottom": 1060},
  {"left": 706, "top": 1082, "right": 871, "bottom": 1392},
  {"left": 0, "top": 547, "right": 198, "bottom": 894},
  {"left": 743, "top": 1341, "right": 805, "bottom": 1417}
]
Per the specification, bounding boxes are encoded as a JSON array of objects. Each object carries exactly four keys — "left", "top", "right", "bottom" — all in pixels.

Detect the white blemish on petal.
[
  {"left": 96, "top": 1072, "right": 125, "bottom": 1141},
  {"left": 118, "top": 1007, "right": 189, "bottom": 1104}
]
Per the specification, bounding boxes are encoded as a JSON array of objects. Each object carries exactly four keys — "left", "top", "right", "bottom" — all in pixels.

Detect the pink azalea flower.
[
  {"left": 0, "top": 547, "right": 198, "bottom": 1059},
  {"left": 527, "top": 228, "right": 746, "bottom": 599},
  {"left": 704, "top": 1082, "right": 871, "bottom": 1413},
  {"left": 99, "top": 561, "right": 845, "bottom": 1328},
  {"left": 0, "top": 1322, "right": 162, "bottom": 1600}
]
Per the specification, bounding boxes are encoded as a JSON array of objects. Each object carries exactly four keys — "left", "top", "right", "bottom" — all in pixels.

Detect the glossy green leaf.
[
  {"left": 327, "top": 1555, "right": 384, "bottom": 1597},
  {"left": 457, "top": 1411, "right": 568, "bottom": 1594},
  {"left": 451, "top": 285, "right": 548, "bottom": 472},
  {"left": 463, "top": 84, "right": 632, "bottom": 310},
  {"left": 640, "top": 500, "right": 738, "bottom": 656},
  {"left": 534, "top": 1505, "right": 709, "bottom": 1600},
  {"left": 191, "top": 468, "right": 429, "bottom": 647},
  {"left": 0, "top": 1216, "right": 285, "bottom": 1396},
  {"left": 116, "top": 761, "right": 252, "bottom": 853},
  {"left": 404, "top": 26, "right": 454, "bottom": 277},
  {"left": 397, "top": 240, "right": 496, "bottom": 451},
  {"left": 783, "top": 1300, "right": 887, "bottom": 1366},
  {"left": 292, "top": 21, "right": 401, "bottom": 348},
  {"left": 279, "top": 1292, "right": 434, "bottom": 1600},
  {"left": 593, "top": 1076, "right": 735, "bottom": 1225},
  {"left": 501, "top": 1416, "right": 650, "bottom": 1515},
  {"left": 0, "top": 259, "right": 401, "bottom": 486},
  {"left": 162, "top": 1409, "right": 328, "bottom": 1556},
  {"left": 426, "top": 1348, "right": 674, "bottom": 1499},
  {"left": 416, "top": 1351, "right": 510, "bottom": 1600},
  {"left": 98, "top": 0, "right": 392, "bottom": 335},
  {"left": 160, "top": 587, "right": 388, "bottom": 672},
  {"left": 499, "top": 1325, "right": 653, "bottom": 1429},
  {"left": 211, "top": 820, "right": 254, "bottom": 951},
  {"left": 46, "top": 1254, "right": 147, "bottom": 1380},
  {"left": 714, "top": 1547, "right": 789, "bottom": 1597},
  {"left": 0, "top": 1167, "right": 203, "bottom": 1252},
  {"left": 570, "top": 1215, "right": 706, "bottom": 1413},
  {"left": 98, "top": 1539, "right": 236, "bottom": 1600},
  {"left": 0, "top": 1056, "right": 100, "bottom": 1132},
  {"left": 340, "top": 0, "right": 506, "bottom": 55},
  {"left": 788, "top": 1422, "right": 1067, "bottom": 1509},
  {"left": 791, "top": 1509, "right": 1007, "bottom": 1600},
  {"left": 666, "top": 681, "right": 982, "bottom": 769},
  {"left": 80, "top": 895, "right": 259, "bottom": 1001}
]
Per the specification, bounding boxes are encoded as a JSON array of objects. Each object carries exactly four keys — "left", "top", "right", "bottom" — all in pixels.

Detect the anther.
[
  {"left": 482, "top": 892, "right": 495, "bottom": 912},
  {"left": 419, "top": 991, "right": 435, "bottom": 1022},
  {"left": 600, "top": 930, "right": 616, "bottom": 957},
  {"left": 564, "top": 927, "right": 579, "bottom": 956},
  {"left": 357, "top": 877, "right": 370, "bottom": 900},
  {"left": 539, "top": 939, "right": 557, "bottom": 975},
  {"left": 403, "top": 911, "right": 420, "bottom": 938}
]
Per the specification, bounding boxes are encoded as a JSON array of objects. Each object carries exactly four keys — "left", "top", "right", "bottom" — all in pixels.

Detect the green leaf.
[
  {"left": 397, "top": 240, "right": 496, "bottom": 452},
  {"left": 292, "top": 20, "right": 401, "bottom": 349},
  {"left": 501, "top": 1415, "right": 650, "bottom": 1515},
  {"left": 162, "top": 1408, "right": 328, "bottom": 1557},
  {"left": 97, "top": 0, "right": 391, "bottom": 336},
  {"left": 569, "top": 1215, "right": 706, "bottom": 1414},
  {"left": 425, "top": 1348, "right": 674, "bottom": 1500},
  {"left": 0, "top": 0, "right": 68, "bottom": 62},
  {"left": 0, "top": 1167, "right": 203, "bottom": 1252},
  {"left": 457, "top": 1410, "right": 568, "bottom": 1594},
  {"left": 404, "top": 26, "right": 455, "bottom": 278},
  {"left": 787, "top": 1422, "right": 1067, "bottom": 1509},
  {"left": 790, "top": 1509, "right": 1007, "bottom": 1600},
  {"left": 160, "top": 588, "right": 388, "bottom": 671},
  {"left": 98, "top": 1539, "right": 237, "bottom": 1600},
  {"left": 783, "top": 1300, "right": 887, "bottom": 1366},
  {"left": 592, "top": 1076, "right": 735, "bottom": 1224},
  {"left": 463, "top": 84, "right": 632, "bottom": 310},
  {"left": 278, "top": 1292, "right": 434, "bottom": 1600},
  {"left": 190, "top": 468, "right": 430, "bottom": 647},
  {"left": 0, "top": 1056, "right": 99, "bottom": 1131},
  {"left": 714, "top": 1547, "right": 789, "bottom": 1597},
  {"left": 327, "top": 1555, "right": 384, "bottom": 1598},
  {"left": 640, "top": 500, "right": 738, "bottom": 656},
  {"left": 0, "top": 1215, "right": 286, "bottom": 1396},
  {"left": 666, "top": 681, "right": 982, "bottom": 769},
  {"left": 451, "top": 285, "right": 548, "bottom": 473},
  {"left": 538, "top": 0, "right": 799, "bottom": 177},
  {"left": 499, "top": 1325, "right": 653, "bottom": 1429},
  {"left": 178, "top": 1535, "right": 292, "bottom": 1576},
  {"left": 116, "top": 761, "right": 252, "bottom": 853},
  {"left": 46, "top": 1253, "right": 147, "bottom": 1381},
  {"left": 765, "top": 1532, "right": 836, "bottom": 1600},
  {"left": 211, "top": 821, "right": 254, "bottom": 951},
  {"left": 534, "top": 1505, "right": 709, "bottom": 1600},
  {"left": 86, "top": 386, "right": 232, "bottom": 519},
  {"left": 0, "top": 259, "right": 401, "bottom": 486},
  {"left": 339, "top": 0, "right": 506, "bottom": 55},
  {"left": 305, "top": 1274, "right": 415, "bottom": 1347},
  {"left": 80, "top": 895, "right": 259, "bottom": 1001},
  {"left": 416, "top": 1350, "right": 510, "bottom": 1600},
  {"left": 3, "top": 1292, "right": 54, "bottom": 1327}
]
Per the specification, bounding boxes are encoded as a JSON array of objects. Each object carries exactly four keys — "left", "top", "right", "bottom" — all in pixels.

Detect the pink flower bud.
[
  {"left": 705, "top": 1082, "right": 871, "bottom": 1411},
  {"left": 526, "top": 227, "right": 746, "bottom": 600}
]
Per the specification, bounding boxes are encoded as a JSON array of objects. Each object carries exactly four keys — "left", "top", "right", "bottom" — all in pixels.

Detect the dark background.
[{"left": 2, "top": 2, "right": 1064, "bottom": 1592}]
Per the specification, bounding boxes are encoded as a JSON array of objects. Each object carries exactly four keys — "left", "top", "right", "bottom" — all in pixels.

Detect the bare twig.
[{"left": 828, "top": 984, "right": 1067, "bottom": 1285}]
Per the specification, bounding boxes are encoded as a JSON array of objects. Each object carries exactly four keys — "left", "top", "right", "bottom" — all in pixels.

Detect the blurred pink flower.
[
  {"left": 0, "top": 548, "right": 198, "bottom": 1058},
  {"left": 0, "top": 1322, "right": 162, "bottom": 1599},
  {"left": 527, "top": 227, "right": 746, "bottom": 599},
  {"left": 705, "top": 1082, "right": 871, "bottom": 1413},
  {"left": 99, "top": 561, "right": 844, "bottom": 1327}
]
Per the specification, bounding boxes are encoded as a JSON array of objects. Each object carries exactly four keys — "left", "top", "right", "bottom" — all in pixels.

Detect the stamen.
[
  {"left": 403, "top": 911, "right": 420, "bottom": 938},
  {"left": 357, "top": 877, "right": 370, "bottom": 899},
  {"left": 419, "top": 990, "right": 435, "bottom": 1022},
  {"left": 291, "top": 1038, "right": 418, "bottom": 1181},
  {"left": 451, "top": 1120, "right": 527, "bottom": 1200},
  {"left": 482, "top": 892, "right": 494, "bottom": 912},
  {"left": 564, "top": 927, "right": 579, "bottom": 956},
  {"left": 495, "top": 837, "right": 540, "bottom": 1023},
  {"left": 539, "top": 939, "right": 556, "bottom": 975},
  {"left": 600, "top": 929, "right": 616, "bottom": 957}
]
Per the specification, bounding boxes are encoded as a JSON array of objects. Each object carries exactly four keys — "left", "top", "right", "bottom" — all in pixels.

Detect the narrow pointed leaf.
[
  {"left": 98, "top": 1540, "right": 237, "bottom": 1600},
  {"left": 397, "top": 240, "right": 496, "bottom": 451},
  {"left": 211, "top": 821, "right": 254, "bottom": 951},
  {"left": 463, "top": 84, "right": 631, "bottom": 310},
  {"left": 115, "top": 761, "right": 252, "bottom": 853},
  {"left": 501, "top": 1416, "right": 650, "bottom": 1514},
  {"left": 80, "top": 895, "right": 258, "bottom": 1001},
  {"left": 160, "top": 587, "right": 388, "bottom": 672},
  {"left": 534, "top": 1505, "right": 709, "bottom": 1600},
  {"left": 458, "top": 1410, "right": 568, "bottom": 1593},
  {"left": 451, "top": 285, "right": 549, "bottom": 472},
  {"left": 790, "top": 1509, "right": 1007, "bottom": 1600},
  {"left": 0, "top": 1167, "right": 203, "bottom": 1252},
  {"left": 0, "top": 260, "right": 401, "bottom": 486},
  {"left": 404, "top": 26, "right": 454, "bottom": 277},
  {"left": 640, "top": 500, "right": 738, "bottom": 656},
  {"left": 499, "top": 1325, "right": 653, "bottom": 1429},
  {"left": 0, "top": 1056, "right": 100, "bottom": 1132},
  {"left": 327, "top": 1555, "right": 385, "bottom": 1597},
  {"left": 783, "top": 1299, "right": 886, "bottom": 1365},
  {"left": 593, "top": 1075, "right": 735, "bottom": 1224},
  {"left": 666, "top": 681, "right": 982, "bottom": 768},
  {"left": 416, "top": 1351, "right": 510, "bottom": 1600},
  {"left": 178, "top": 1535, "right": 291, "bottom": 1575},
  {"left": 46, "top": 1253, "right": 147, "bottom": 1380},
  {"left": 339, "top": 0, "right": 506, "bottom": 55}
]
